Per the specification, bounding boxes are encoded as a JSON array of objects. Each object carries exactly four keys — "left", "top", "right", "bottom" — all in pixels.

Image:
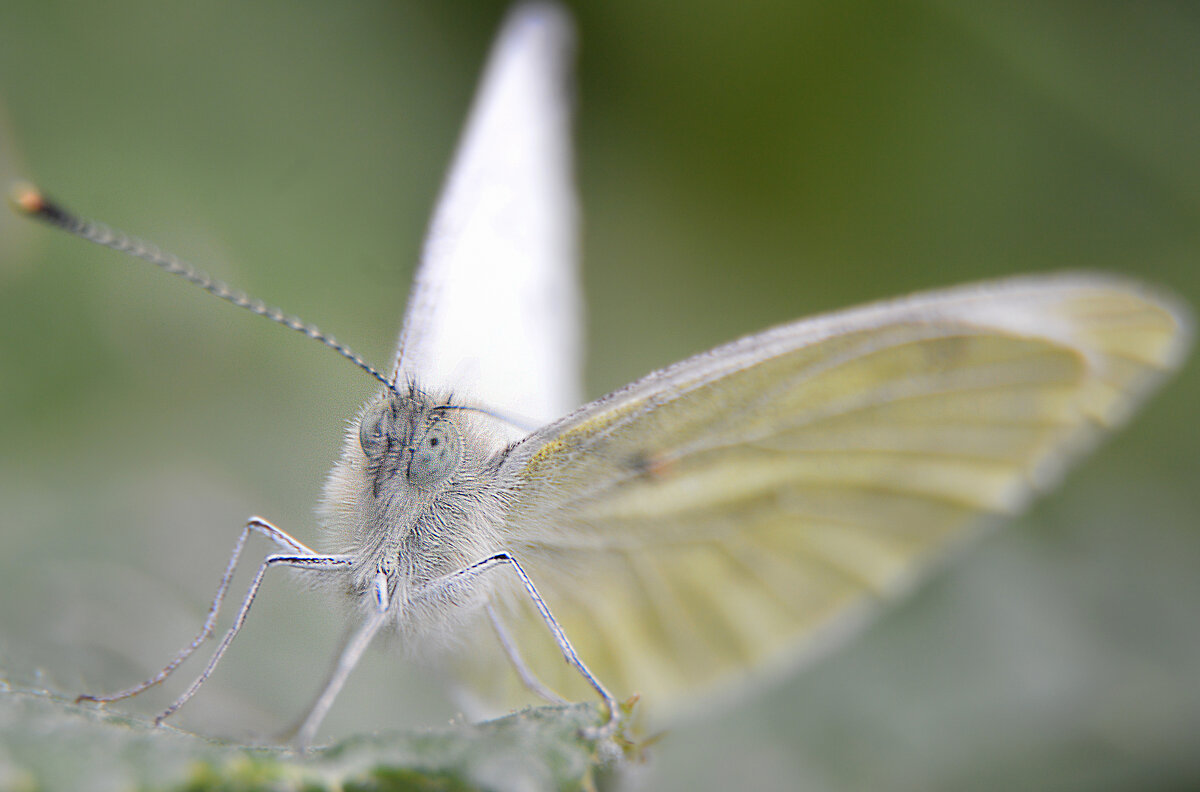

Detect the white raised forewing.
[
  {"left": 466, "top": 274, "right": 1190, "bottom": 714},
  {"left": 393, "top": 4, "right": 581, "bottom": 425}
]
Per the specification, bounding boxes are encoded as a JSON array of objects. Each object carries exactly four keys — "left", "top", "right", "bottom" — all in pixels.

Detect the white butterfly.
[{"left": 22, "top": 2, "right": 1189, "bottom": 749}]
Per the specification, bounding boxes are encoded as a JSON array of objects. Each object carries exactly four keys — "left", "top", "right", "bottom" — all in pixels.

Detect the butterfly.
[{"left": 14, "top": 2, "right": 1191, "bottom": 749}]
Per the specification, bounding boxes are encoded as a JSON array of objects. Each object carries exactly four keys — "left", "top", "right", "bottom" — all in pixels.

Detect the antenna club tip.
[{"left": 9, "top": 182, "right": 46, "bottom": 215}]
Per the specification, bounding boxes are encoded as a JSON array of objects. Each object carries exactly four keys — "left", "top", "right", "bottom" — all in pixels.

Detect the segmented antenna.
[
  {"left": 432, "top": 403, "right": 538, "bottom": 434},
  {"left": 10, "top": 183, "right": 398, "bottom": 396}
]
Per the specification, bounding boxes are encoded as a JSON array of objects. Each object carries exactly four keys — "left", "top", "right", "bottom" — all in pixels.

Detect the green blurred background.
[{"left": 1, "top": 2, "right": 1198, "bottom": 790}]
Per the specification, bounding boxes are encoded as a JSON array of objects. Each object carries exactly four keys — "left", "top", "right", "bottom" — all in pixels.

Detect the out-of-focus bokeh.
[{"left": 1, "top": 3, "right": 1197, "bottom": 790}]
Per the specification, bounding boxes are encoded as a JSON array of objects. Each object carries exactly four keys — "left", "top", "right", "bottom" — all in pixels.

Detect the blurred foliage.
[{"left": 0, "top": 2, "right": 1198, "bottom": 791}]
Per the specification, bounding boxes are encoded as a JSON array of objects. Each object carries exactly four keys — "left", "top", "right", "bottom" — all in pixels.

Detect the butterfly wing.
[
  {"left": 467, "top": 274, "right": 1190, "bottom": 712},
  {"left": 393, "top": 4, "right": 581, "bottom": 426}
]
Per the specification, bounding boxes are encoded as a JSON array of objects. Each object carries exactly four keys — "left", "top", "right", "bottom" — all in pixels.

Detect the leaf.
[{"left": 0, "top": 682, "right": 636, "bottom": 792}]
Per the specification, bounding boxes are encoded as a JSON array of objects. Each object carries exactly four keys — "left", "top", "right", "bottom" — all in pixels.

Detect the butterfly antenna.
[
  {"left": 433, "top": 403, "right": 539, "bottom": 435},
  {"left": 11, "top": 183, "right": 399, "bottom": 396}
]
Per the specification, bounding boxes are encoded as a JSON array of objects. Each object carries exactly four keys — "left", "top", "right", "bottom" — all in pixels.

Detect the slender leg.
[
  {"left": 294, "top": 608, "right": 388, "bottom": 751},
  {"left": 414, "top": 553, "right": 619, "bottom": 738},
  {"left": 78, "top": 516, "right": 329, "bottom": 705},
  {"left": 154, "top": 552, "right": 352, "bottom": 724},
  {"left": 293, "top": 571, "right": 390, "bottom": 751},
  {"left": 486, "top": 603, "right": 566, "bottom": 705}
]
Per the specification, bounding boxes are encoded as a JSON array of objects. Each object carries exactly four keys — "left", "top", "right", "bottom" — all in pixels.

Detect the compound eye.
[
  {"left": 407, "top": 419, "right": 461, "bottom": 487},
  {"left": 358, "top": 401, "right": 391, "bottom": 457}
]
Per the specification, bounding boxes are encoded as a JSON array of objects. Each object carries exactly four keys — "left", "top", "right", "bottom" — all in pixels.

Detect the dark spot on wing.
[{"left": 628, "top": 450, "right": 676, "bottom": 481}]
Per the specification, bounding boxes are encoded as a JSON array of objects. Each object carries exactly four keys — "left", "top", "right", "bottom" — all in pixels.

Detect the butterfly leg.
[
  {"left": 415, "top": 553, "right": 620, "bottom": 738},
  {"left": 78, "top": 516, "right": 328, "bottom": 706},
  {"left": 153, "top": 550, "right": 353, "bottom": 727},
  {"left": 486, "top": 602, "right": 567, "bottom": 705},
  {"left": 293, "top": 570, "right": 391, "bottom": 751}
]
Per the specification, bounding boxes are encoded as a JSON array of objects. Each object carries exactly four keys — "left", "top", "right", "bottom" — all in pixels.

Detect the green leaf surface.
[{"left": 0, "top": 683, "right": 628, "bottom": 792}]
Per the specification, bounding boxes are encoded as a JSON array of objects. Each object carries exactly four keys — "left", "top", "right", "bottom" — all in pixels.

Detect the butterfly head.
[
  {"left": 317, "top": 383, "right": 514, "bottom": 607},
  {"left": 356, "top": 388, "right": 468, "bottom": 499}
]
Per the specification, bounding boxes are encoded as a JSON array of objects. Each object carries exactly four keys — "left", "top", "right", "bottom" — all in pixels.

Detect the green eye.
[
  {"left": 407, "top": 420, "right": 461, "bottom": 487},
  {"left": 358, "top": 402, "right": 391, "bottom": 456}
]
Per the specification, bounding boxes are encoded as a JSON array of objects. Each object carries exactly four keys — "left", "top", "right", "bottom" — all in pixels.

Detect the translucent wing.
[
  {"left": 470, "top": 274, "right": 1191, "bottom": 713},
  {"left": 393, "top": 4, "right": 581, "bottom": 425}
]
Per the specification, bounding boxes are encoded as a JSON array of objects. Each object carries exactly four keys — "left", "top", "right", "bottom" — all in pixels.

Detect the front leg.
[
  {"left": 414, "top": 552, "right": 619, "bottom": 738},
  {"left": 77, "top": 516, "right": 351, "bottom": 722},
  {"left": 155, "top": 550, "right": 353, "bottom": 724}
]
